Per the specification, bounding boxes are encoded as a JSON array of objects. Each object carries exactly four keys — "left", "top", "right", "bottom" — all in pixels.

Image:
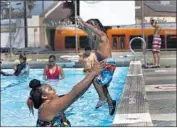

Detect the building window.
[
  {"left": 65, "top": 36, "right": 76, "bottom": 48},
  {"left": 167, "top": 35, "right": 177, "bottom": 48},
  {"left": 112, "top": 35, "right": 125, "bottom": 50},
  {"left": 80, "top": 36, "right": 89, "bottom": 48},
  {"left": 120, "top": 36, "right": 125, "bottom": 49},
  {"left": 113, "top": 37, "right": 117, "bottom": 50}
]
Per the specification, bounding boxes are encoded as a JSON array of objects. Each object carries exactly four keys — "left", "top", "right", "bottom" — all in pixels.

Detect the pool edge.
[
  {"left": 112, "top": 61, "right": 153, "bottom": 126},
  {"left": 1, "top": 61, "right": 130, "bottom": 69}
]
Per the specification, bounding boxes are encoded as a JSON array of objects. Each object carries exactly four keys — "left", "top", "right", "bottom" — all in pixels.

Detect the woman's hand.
[
  {"left": 91, "top": 62, "right": 105, "bottom": 75},
  {"left": 100, "top": 60, "right": 107, "bottom": 67}
]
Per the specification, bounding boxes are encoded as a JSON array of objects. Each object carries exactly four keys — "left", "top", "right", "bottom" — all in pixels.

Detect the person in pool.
[
  {"left": 79, "top": 46, "right": 98, "bottom": 73},
  {"left": 27, "top": 61, "right": 104, "bottom": 127},
  {"left": 79, "top": 46, "right": 108, "bottom": 108},
  {"left": 0, "top": 53, "right": 29, "bottom": 76},
  {"left": 77, "top": 17, "right": 116, "bottom": 115},
  {"left": 78, "top": 46, "right": 108, "bottom": 109},
  {"left": 43, "top": 55, "right": 64, "bottom": 80}
]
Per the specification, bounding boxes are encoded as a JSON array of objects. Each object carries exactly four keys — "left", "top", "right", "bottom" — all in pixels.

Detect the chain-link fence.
[
  {"left": 1, "top": 0, "right": 78, "bottom": 55},
  {"left": 1, "top": 0, "right": 176, "bottom": 55}
]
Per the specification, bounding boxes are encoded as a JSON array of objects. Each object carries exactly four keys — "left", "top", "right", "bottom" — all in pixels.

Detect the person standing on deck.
[{"left": 150, "top": 18, "right": 162, "bottom": 68}]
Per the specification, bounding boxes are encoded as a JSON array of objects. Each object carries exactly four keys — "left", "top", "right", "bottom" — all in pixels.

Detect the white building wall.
[
  {"left": 1, "top": 15, "right": 40, "bottom": 48},
  {"left": 0, "top": 19, "right": 24, "bottom": 48},
  {"left": 1, "top": 32, "right": 10, "bottom": 48},
  {"left": 27, "top": 15, "right": 40, "bottom": 47}
]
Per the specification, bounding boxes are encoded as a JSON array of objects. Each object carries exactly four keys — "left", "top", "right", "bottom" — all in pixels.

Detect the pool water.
[{"left": 1, "top": 67, "right": 128, "bottom": 127}]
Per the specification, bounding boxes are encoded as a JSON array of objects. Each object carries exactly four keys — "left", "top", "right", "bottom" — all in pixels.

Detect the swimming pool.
[{"left": 1, "top": 67, "right": 128, "bottom": 126}]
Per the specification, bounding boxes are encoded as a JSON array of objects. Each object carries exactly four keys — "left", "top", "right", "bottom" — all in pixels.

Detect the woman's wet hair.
[
  {"left": 49, "top": 55, "right": 56, "bottom": 60},
  {"left": 29, "top": 79, "right": 41, "bottom": 89},
  {"left": 19, "top": 53, "right": 26, "bottom": 61},
  {"left": 86, "top": 19, "right": 107, "bottom": 34},
  {"left": 27, "top": 79, "right": 43, "bottom": 115}
]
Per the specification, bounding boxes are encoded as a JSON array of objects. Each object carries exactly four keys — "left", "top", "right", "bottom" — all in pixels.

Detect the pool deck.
[
  {"left": 1, "top": 51, "right": 176, "bottom": 69},
  {"left": 140, "top": 51, "right": 176, "bottom": 127},
  {"left": 1, "top": 50, "right": 176, "bottom": 127},
  {"left": 143, "top": 67, "right": 176, "bottom": 126},
  {"left": 113, "top": 61, "right": 153, "bottom": 126},
  {"left": 112, "top": 51, "right": 176, "bottom": 127}
]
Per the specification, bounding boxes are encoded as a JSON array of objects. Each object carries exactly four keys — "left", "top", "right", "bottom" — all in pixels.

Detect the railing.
[{"left": 129, "top": 37, "right": 147, "bottom": 67}]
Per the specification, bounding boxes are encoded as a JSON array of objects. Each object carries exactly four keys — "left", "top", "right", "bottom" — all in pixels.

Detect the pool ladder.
[{"left": 129, "top": 37, "right": 147, "bottom": 67}]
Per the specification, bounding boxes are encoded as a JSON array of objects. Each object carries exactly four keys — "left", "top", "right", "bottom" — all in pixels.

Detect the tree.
[{"left": 27, "top": 0, "right": 35, "bottom": 17}]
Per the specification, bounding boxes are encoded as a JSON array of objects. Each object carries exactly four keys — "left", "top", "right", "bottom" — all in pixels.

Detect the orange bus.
[{"left": 52, "top": 24, "right": 176, "bottom": 51}]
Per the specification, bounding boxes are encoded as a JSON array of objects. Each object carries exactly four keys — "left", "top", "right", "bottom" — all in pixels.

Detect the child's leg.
[
  {"left": 93, "top": 79, "right": 107, "bottom": 100},
  {"left": 102, "top": 86, "right": 116, "bottom": 115}
]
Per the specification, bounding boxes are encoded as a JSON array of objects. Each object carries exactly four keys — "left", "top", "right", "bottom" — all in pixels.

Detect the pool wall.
[
  {"left": 1, "top": 61, "right": 130, "bottom": 69},
  {"left": 112, "top": 61, "right": 153, "bottom": 126}
]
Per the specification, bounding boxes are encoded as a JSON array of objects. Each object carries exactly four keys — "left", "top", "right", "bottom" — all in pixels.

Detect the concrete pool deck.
[
  {"left": 1, "top": 51, "right": 133, "bottom": 69},
  {"left": 113, "top": 61, "right": 153, "bottom": 126},
  {"left": 1, "top": 51, "right": 176, "bottom": 69},
  {"left": 112, "top": 51, "right": 176, "bottom": 127},
  {"left": 0, "top": 50, "right": 176, "bottom": 126},
  {"left": 143, "top": 67, "right": 176, "bottom": 126}
]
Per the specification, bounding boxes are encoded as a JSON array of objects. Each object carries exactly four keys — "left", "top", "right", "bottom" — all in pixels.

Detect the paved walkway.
[{"left": 143, "top": 67, "right": 176, "bottom": 126}]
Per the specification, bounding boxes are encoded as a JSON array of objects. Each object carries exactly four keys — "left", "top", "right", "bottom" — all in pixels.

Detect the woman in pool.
[
  {"left": 77, "top": 17, "right": 116, "bottom": 115},
  {"left": 27, "top": 62, "right": 104, "bottom": 127},
  {"left": 0, "top": 53, "right": 29, "bottom": 76},
  {"left": 43, "top": 55, "right": 64, "bottom": 80}
]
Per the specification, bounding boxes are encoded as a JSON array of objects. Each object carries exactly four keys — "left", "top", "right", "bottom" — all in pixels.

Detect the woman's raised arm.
[{"left": 49, "top": 62, "right": 105, "bottom": 116}]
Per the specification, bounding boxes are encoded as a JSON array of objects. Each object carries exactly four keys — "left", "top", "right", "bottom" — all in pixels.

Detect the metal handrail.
[{"left": 129, "top": 37, "right": 147, "bottom": 67}]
